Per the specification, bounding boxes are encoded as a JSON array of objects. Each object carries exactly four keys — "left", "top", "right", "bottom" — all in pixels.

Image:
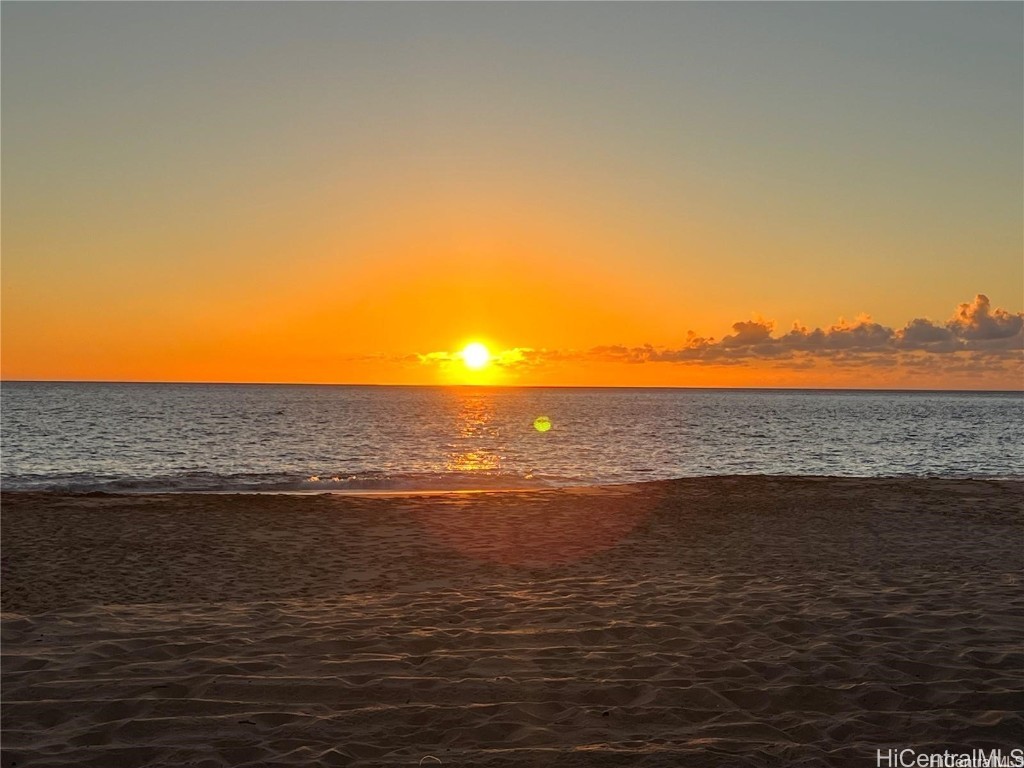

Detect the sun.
[{"left": 461, "top": 342, "right": 491, "bottom": 370}]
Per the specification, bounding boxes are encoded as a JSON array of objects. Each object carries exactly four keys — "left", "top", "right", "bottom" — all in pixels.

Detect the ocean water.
[{"left": 1, "top": 383, "right": 1022, "bottom": 492}]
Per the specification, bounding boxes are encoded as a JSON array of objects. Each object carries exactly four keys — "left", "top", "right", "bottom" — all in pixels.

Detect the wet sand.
[{"left": 2, "top": 477, "right": 1022, "bottom": 767}]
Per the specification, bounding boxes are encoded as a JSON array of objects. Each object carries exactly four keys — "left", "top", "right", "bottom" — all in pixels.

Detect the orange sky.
[{"left": 2, "top": 4, "right": 1022, "bottom": 389}]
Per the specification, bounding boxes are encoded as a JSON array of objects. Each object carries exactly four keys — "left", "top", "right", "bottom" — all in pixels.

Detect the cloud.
[
  {"left": 781, "top": 317, "right": 895, "bottom": 351},
  {"left": 392, "top": 295, "right": 1023, "bottom": 377},
  {"left": 896, "top": 318, "right": 958, "bottom": 352},
  {"left": 721, "top": 319, "right": 774, "bottom": 348},
  {"left": 626, "top": 294, "right": 1021, "bottom": 365},
  {"left": 947, "top": 294, "right": 1024, "bottom": 344},
  {"left": 893, "top": 295, "right": 1024, "bottom": 353}
]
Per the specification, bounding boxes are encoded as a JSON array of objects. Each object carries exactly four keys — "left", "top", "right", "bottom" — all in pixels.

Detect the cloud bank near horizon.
[
  {"left": 582, "top": 294, "right": 1023, "bottom": 365},
  {"left": 378, "top": 295, "right": 1023, "bottom": 376}
]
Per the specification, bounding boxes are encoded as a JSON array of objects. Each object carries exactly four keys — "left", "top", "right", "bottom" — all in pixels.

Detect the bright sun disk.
[{"left": 461, "top": 342, "right": 491, "bottom": 370}]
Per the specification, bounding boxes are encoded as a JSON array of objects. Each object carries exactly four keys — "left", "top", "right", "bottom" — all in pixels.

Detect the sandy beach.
[{"left": 2, "top": 477, "right": 1022, "bottom": 767}]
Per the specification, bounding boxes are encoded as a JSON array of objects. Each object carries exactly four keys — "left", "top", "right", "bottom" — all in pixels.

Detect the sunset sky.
[{"left": 3, "top": 3, "right": 1022, "bottom": 389}]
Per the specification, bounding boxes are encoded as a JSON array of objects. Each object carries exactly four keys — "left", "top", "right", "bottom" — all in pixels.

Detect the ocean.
[{"left": 1, "top": 382, "right": 1021, "bottom": 492}]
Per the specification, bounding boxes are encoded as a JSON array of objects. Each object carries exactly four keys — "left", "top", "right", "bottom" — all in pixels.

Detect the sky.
[{"left": 3, "top": 2, "right": 1022, "bottom": 389}]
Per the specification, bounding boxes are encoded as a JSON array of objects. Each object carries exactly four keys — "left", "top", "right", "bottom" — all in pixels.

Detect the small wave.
[
  {"left": 298, "top": 471, "right": 558, "bottom": 492},
  {"left": 0, "top": 469, "right": 576, "bottom": 494}
]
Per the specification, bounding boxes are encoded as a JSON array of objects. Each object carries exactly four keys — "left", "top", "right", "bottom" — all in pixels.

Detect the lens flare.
[{"left": 533, "top": 416, "right": 552, "bottom": 432}]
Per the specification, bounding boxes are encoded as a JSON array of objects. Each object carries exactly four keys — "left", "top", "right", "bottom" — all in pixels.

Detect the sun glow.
[{"left": 461, "top": 342, "right": 491, "bottom": 370}]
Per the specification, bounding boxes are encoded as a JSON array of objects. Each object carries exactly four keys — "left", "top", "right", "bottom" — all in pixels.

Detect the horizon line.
[{"left": 1, "top": 379, "right": 1021, "bottom": 395}]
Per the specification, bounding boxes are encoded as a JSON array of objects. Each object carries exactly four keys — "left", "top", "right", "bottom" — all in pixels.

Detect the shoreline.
[
  {"left": 3, "top": 476, "right": 1022, "bottom": 767},
  {"left": 3, "top": 473, "right": 1022, "bottom": 498}
]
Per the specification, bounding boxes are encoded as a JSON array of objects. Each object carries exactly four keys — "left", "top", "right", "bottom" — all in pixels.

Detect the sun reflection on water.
[
  {"left": 445, "top": 449, "right": 500, "bottom": 472},
  {"left": 444, "top": 390, "right": 503, "bottom": 474}
]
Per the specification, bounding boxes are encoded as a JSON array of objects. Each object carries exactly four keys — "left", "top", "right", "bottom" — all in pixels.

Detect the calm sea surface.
[{"left": 1, "top": 383, "right": 1021, "bottom": 492}]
